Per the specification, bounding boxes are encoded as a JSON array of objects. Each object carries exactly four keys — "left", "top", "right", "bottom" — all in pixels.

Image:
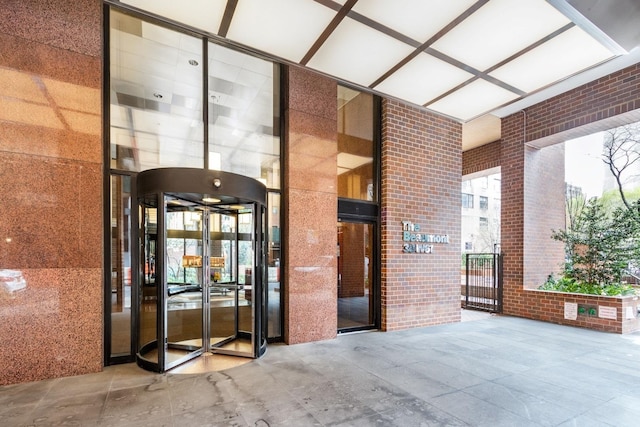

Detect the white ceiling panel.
[
  {"left": 431, "top": 0, "right": 571, "bottom": 71},
  {"left": 374, "top": 52, "right": 474, "bottom": 106},
  {"left": 352, "top": 0, "right": 477, "bottom": 43},
  {"left": 489, "top": 26, "right": 615, "bottom": 93},
  {"left": 113, "top": 0, "right": 639, "bottom": 149},
  {"left": 226, "top": 0, "right": 336, "bottom": 63},
  {"left": 307, "top": 17, "right": 416, "bottom": 87},
  {"left": 427, "top": 79, "right": 520, "bottom": 121},
  {"left": 121, "top": 0, "right": 227, "bottom": 34}
]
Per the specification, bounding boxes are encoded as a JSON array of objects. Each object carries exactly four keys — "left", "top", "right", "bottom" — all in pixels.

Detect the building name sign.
[{"left": 401, "top": 221, "right": 449, "bottom": 254}]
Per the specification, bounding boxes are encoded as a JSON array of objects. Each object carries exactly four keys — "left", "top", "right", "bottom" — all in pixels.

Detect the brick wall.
[
  {"left": 381, "top": 99, "right": 462, "bottom": 330},
  {"left": 520, "top": 290, "right": 639, "bottom": 334},
  {"left": 500, "top": 63, "right": 640, "bottom": 322},
  {"left": 462, "top": 140, "right": 501, "bottom": 176},
  {"left": 525, "top": 64, "right": 640, "bottom": 142}
]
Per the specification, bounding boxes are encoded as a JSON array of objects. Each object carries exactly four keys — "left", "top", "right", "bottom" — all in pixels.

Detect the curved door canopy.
[{"left": 136, "top": 168, "right": 267, "bottom": 373}]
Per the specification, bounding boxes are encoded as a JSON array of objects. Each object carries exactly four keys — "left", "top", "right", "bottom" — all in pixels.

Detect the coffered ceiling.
[{"left": 117, "top": 0, "right": 640, "bottom": 149}]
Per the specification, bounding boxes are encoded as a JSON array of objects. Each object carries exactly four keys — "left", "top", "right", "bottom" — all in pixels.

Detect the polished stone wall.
[
  {"left": 0, "top": 0, "right": 103, "bottom": 385},
  {"left": 283, "top": 66, "right": 338, "bottom": 344}
]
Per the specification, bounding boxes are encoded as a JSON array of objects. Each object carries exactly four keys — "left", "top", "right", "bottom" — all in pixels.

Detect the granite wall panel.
[
  {"left": 283, "top": 67, "right": 338, "bottom": 344},
  {"left": 0, "top": 0, "right": 103, "bottom": 385}
]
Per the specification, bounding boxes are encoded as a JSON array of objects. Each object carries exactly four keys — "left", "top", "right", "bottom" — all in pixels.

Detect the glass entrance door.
[
  {"left": 136, "top": 168, "right": 266, "bottom": 373},
  {"left": 337, "top": 221, "right": 376, "bottom": 331},
  {"left": 165, "top": 206, "right": 205, "bottom": 368},
  {"left": 208, "top": 207, "right": 255, "bottom": 356}
]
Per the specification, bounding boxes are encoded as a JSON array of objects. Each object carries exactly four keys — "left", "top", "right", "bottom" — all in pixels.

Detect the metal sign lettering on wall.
[{"left": 401, "top": 220, "right": 449, "bottom": 254}]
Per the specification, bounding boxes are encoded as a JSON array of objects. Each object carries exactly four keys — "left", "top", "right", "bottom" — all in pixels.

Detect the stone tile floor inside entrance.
[{"left": 2, "top": 312, "right": 640, "bottom": 426}]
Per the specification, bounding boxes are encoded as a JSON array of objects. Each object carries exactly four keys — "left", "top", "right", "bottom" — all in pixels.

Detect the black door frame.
[{"left": 337, "top": 199, "right": 380, "bottom": 333}]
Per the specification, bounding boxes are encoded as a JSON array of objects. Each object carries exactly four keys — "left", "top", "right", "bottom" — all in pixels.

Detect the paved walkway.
[{"left": 2, "top": 314, "right": 640, "bottom": 426}]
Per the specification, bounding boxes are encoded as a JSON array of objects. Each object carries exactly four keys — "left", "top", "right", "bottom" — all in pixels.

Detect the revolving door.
[{"left": 136, "top": 168, "right": 267, "bottom": 373}]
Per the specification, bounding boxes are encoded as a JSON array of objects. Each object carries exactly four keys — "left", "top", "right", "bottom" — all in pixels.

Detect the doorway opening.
[
  {"left": 337, "top": 220, "right": 377, "bottom": 332},
  {"left": 135, "top": 168, "right": 267, "bottom": 373}
]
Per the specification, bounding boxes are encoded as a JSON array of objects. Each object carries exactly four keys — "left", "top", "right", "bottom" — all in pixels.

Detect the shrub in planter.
[
  {"left": 540, "top": 198, "right": 640, "bottom": 296},
  {"left": 540, "top": 274, "right": 636, "bottom": 296}
]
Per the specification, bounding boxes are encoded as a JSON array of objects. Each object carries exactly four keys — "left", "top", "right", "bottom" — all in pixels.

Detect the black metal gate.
[{"left": 462, "top": 253, "right": 503, "bottom": 313}]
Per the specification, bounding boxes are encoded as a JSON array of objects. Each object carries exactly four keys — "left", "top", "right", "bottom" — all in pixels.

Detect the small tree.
[
  {"left": 565, "top": 183, "right": 586, "bottom": 233},
  {"left": 551, "top": 197, "right": 640, "bottom": 286},
  {"left": 602, "top": 123, "right": 640, "bottom": 225}
]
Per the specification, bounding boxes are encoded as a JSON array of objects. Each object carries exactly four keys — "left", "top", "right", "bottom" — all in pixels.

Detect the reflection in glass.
[
  {"left": 337, "top": 86, "right": 374, "bottom": 201},
  {"left": 110, "top": 175, "right": 132, "bottom": 357},
  {"left": 267, "top": 192, "right": 281, "bottom": 338},
  {"left": 109, "top": 9, "right": 282, "bottom": 367},
  {"left": 208, "top": 42, "right": 280, "bottom": 189},
  {"left": 337, "top": 222, "right": 374, "bottom": 330},
  {"left": 165, "top": 207, "right": 203, "bottom": 367},
  {"left": 109, "top": 10, "right": 204, "bottom": 171},
  {"left": 139, "top": 204, "right": 158, "bottom": 355}
]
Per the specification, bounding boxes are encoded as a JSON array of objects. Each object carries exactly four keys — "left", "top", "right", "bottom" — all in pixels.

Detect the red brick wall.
[
  {"left": 381, "top": 99, "right": 462, "bottom": 330},
  {"left": 523, "top": 143, "right": 566, "bottom": 289},
  {"left": 520, "top": 290, "right": 639, "bottom": 334},
  {"left": 462, "top": 140, "right": 501, "bottom": 176},
  {"left": 500, "top": 113, "right": 526, "bottom": 313},
  {"left": 525, "top": 64, "right": 640, "bottom": 142},
  {"left": 500, "top": 63, "right": 640, "bottom": 321}
]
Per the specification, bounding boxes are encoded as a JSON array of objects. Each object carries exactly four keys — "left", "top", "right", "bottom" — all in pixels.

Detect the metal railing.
[{"left": 463, "top": 252, "right": 503, "bottom": 313}]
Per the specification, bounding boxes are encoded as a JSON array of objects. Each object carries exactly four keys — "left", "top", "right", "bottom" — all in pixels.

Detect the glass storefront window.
[
  {"left": 109, "top": 10, "right": 204, "bottom": 171},
  {"left": 110, "top": 175, "right": 132, "bottom": 358},
  {"left": 108, "top": 7, "right": 282, "bottom": 362},
  {"left": 337, "top": 86, "right": 375, "bottom": 201},
  {"left": 208, "top": 43, "right": 280, "bottom": 189},
  {"left": 267, "top": 192, "right": 281, "bottom": 338}
]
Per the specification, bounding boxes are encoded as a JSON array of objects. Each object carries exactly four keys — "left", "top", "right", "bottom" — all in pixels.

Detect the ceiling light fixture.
[{"left": 202, "top": 197, "right": 221, "bottom": 203}]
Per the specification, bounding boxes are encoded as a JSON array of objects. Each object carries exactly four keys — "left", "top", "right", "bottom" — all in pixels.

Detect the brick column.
[
  {"left": 381, "top": 99, "right": 462, "bottom": 330},
  {"left": 501, "top": 113, "right": 565, "bottom": 316}
]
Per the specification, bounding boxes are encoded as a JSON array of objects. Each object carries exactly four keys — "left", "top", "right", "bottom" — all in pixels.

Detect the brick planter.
[{"left": 518, "top": 289, "right": 640, "bottom": 334}]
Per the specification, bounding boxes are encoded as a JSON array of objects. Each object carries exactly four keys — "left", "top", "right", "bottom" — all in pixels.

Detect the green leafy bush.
[
  {"left": 540, "top": 197, "right": 640, "bottom": 296},
  {"left": 540, "top": 274, "right": 636, "bottom": 296}
]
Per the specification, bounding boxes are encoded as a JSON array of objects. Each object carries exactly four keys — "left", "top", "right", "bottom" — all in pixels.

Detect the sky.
[{"left": 565, "top": 132, "right": 605, "bottom": 198}]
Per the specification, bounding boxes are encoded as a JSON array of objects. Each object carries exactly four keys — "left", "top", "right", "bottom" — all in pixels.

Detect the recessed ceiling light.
[
  {"left": 202, "top": 197, "right": 221, "bottom": 203},
  {"left": 188, "top": 59, "right": 199, "bottom": 66}
]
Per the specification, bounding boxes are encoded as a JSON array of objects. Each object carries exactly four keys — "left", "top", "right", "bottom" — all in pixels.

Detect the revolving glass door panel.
[
  {"left": 165, "top": 207, "right": 205, "bottom": 370},
  {"left": 138, "top": 204, "right": 158, "bottom": 367},
  {"left": 209, "top": 206, "right": 255, "bottom": 357},
  {"left": 135, "top": 167, "right": 267, "bottom": 372}
]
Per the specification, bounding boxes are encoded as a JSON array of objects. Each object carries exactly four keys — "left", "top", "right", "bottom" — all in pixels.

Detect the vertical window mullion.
[{"left": 203, "top": 38, "right": 209, "bottom": 170}]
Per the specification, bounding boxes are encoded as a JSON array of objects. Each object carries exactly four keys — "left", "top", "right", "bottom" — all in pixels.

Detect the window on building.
[
  {"left": 479, "top": 196, "right": 488, "bottom": 210},
  {"left": 479, "top": 217, "right": 489, "bottom": 229},
  {"left": 337, "top": 86, "right": 375, "bottom": 201},
  {"left": 462, "top": 193, "right": 474, "bottom": 208}
]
